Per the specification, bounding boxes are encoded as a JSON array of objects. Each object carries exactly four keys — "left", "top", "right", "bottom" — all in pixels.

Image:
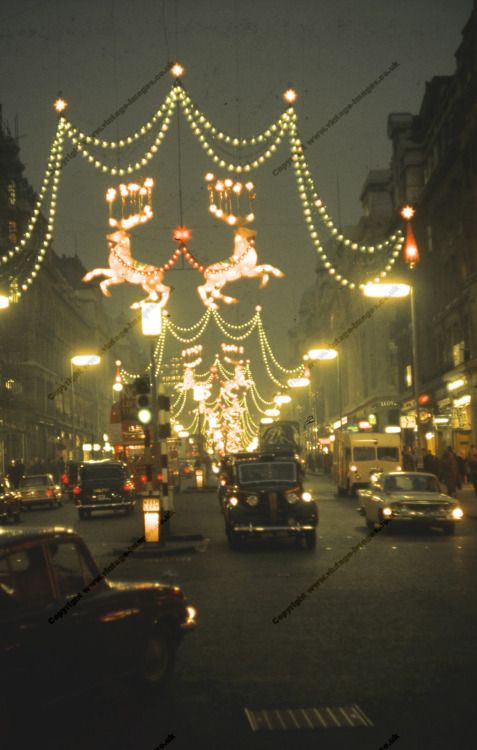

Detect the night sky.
[{"left": 0, "top": 0, "right": 472, "bottom": 383}]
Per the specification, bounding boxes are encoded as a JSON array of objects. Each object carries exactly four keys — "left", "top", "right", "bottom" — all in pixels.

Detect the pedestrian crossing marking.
[{"left": 244, "top": 704, "right": 373, "bottom": 732}]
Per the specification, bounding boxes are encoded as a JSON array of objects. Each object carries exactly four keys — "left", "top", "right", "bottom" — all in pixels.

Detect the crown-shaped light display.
[
  {"left": 205, "top": 173, "right": 256, "bottom": 226},
  {"left": 106, "top": 177, "right": 154, "bottom": 230},
  {"left": 221, "top": 343, "right": 245, "bottom": 365}
]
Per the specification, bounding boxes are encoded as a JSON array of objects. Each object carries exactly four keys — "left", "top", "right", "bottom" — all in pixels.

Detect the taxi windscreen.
[{"left": 237, "top": 462, "right": 297, "bottom": 484}]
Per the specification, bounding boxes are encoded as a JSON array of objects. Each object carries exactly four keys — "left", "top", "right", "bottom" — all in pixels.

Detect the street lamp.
[
  {"left": 362, "top": 281, "right": 424, "bottom": 465},
  {"left": 141, "top": 304, "right": 163, "bottom": 493},
  {"left": 305, "top": 346, "right": 341, "bottom": 432},
  {"left": 70, "top": 354, "right": 101, "bottom": 461}
]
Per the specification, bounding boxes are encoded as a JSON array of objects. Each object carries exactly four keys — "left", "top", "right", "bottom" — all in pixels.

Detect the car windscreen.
[
  {"left": 237, "top": 461, "right": 297, "bottom": 484},
  {"left": 80, "top": 465, "right": 125, "bottom": 481},
  {"left": 352, "top": 447, "right": 376, "bottom": 461},
  {"left": 377, "top": 447, "right": 400, "bottom": 461},
  {"left": 19, "top": 476, "right": 48, "bottom": 487},
  {"left": 384, "top": 475, "right": 440, "bottom": 493}
]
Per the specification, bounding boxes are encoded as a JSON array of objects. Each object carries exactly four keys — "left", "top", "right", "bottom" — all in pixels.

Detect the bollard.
[
  {"left": 195, "top": 468, "right": 204, "bottom": 489},
  {"left": 142, "top": 496, "right": 161, "bottom": 543}
]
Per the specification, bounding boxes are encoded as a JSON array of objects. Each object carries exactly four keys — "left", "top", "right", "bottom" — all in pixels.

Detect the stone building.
[{"left": 289, "top": 2, "right": 477, "bottom": 456}]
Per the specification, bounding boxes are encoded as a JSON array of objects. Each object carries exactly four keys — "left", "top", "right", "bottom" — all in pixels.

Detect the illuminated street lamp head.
[
  {"left": 283, "top": 88, "right": 297, "bottom": 104},
  {"left": 0, "top": 294, "right": 10, "bottom": 310},
  {"left": 171, "top": 62, "right": 185, "bottom": 78},
  {"left": 307, "top": 348, "right": 338, "bottom": 360},
  {"left": 53, "top": 96, "right": 68, "bottom": 113},
  {"left": 401, "top": 205, "right": 415, "bottom": 221},
  {"left": 363, "top": 282, "right": 410, "bottom": 298},
  {"left": 287, "top": 376, "right": 310, "bottom": 388},
  {"left": 71, "top": 354, "right": 101, "bottom": 366}
]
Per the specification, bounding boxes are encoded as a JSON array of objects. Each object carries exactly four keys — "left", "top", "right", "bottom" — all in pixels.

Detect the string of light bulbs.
[{"left": 10, "top": 122, "right": 65, "bottom": 301}]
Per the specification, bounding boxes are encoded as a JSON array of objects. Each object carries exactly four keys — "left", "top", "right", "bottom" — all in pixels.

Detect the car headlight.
[
  {"left": 286, "top": 491, "right": 300, "bottom": 504},
  {"left": 301, "top": 491, "right": 312, "bottom": 502},
  {"left": 229, "top": 496, "right": 239, "bottom": 507},
  {"left": 246, "top": 494, "right": 259, "bottom": 507},
  {"left": 452, "top": 507, "right": 464, "bottom": 520},
  {"left": 350, "top": 465, "right": 358, "bottom": 472},
  {"left": 382, "top": 507, "right": 393, "bottom": 517}
]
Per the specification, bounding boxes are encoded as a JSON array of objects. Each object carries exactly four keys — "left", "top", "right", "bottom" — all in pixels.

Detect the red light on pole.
[{"left": 404, "top": 222, "right": 420, "bottom": 267}]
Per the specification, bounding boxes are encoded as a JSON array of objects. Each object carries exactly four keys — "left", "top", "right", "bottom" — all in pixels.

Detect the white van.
[{"left": 333, "top": 432, "right": 401, "bottom": 495}]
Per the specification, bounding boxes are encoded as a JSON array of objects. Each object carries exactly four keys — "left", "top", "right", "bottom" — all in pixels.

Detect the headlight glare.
[
  {"left": 452, "top": 506, "right": 464, "bottom": 520},
  {"left": 229, "top": 496, "right": 239, "bottom": 507},
  {"left": 301, "top": 491, "right": 312, "bottom": 502},
  {"left": 382, "top": 507, "right": 393, "bottom": 517}
]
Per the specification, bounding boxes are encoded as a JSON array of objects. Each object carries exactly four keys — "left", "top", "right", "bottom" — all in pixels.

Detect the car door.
[
  {"left": 0, "top": 541, "right": 65, "bottom": 706},
  {"left": 371, "top": 480, "right": 385, "bottom": 521},
  {"left": 46, "top": 539, "right": 144, "bottom": 688}
]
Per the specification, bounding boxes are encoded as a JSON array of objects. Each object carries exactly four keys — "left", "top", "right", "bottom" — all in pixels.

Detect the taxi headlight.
[
  {"left": 452, "top": 506, "right": 464, "bottom": 520},
  {"left": 246, "top": 494, "right": 259, "bottom": 507},
  {"left": 286, "top": 491, "right": 300, "bottom": 504},
  {"left": 382, "top": 507, "right": 393, "bottom": 517},
  {"left": 301, "top": 491, "right": 312, "bottom": 502},
  {"left": 229, "top": 496, "right": 239, "bottom": 507},
  {"left": 350, "top": 465, "right": 358, "bottom": 472}
]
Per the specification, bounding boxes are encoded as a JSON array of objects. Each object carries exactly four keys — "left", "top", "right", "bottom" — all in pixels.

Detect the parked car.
[
  {"left": 0, "top": 477, "right": 21, "bottom": 524},
  {"left": 0, "top": 526, "right": 197, "bottom": 736},
  {"left": 222, "top": 452, "right": 318, "bottom": 549},
  {"left": 73, "top": 460, "right": 136, "bottom": 520},
  {"left": 358, "top": 471, "right": 464, "bottom": 534},
  {"left": 18, "top": 474, "right": 62, "bottom": 510}
]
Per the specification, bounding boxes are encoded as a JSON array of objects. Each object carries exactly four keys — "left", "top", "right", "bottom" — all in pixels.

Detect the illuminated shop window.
[
  {"left": 8, "top": 220, "right": 17, "bottom": 244},
  {"left": 7, "top": 181, "right": 16, "bottom": 206}
]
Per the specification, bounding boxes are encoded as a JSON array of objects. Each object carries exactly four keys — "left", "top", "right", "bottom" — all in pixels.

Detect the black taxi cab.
[{"left": 222, "top": 452, "right": 318, "bottom": 550}]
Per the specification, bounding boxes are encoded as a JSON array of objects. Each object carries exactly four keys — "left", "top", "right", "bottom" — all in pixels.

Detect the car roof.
[
  {"left": 80, "top": 460, "right": 126, "bottom": 467},
  {"left": 21, "top": 474, "right": 53, "bottom": 479},
  {"left": 0, "top": 526, "right": 79, "bottom": 550},
  {"left": 382, "top": 471, "right": 436, "bottom": 477}
]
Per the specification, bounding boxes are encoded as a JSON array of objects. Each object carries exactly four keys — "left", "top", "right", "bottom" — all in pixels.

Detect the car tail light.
[
  {"left": 46, "top": 488, "right": 53, "bottom": 498},
  {"left": 123, "top": 481, "right": 135, "bottom": 492},
  {"left": 72, "top": 485, "right": 81, "bottom": 496},
  {"left": 156, "top": 473, "right": 163, "bottom": 482}
]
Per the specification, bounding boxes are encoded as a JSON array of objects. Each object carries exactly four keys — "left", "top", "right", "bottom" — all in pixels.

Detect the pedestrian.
[
  {"left": 467, "top": 448, "right": 477, "bottom": 497},
  {"left": 423, "top": 450, "right": 440, "bottom": 477},
  {"left": 456, "top": 451, "right": 466, "bottom": 488},
  {"left": 440, "top": 446, "right": 460, "bottom": 497},
  {"left": 402, "top": 445, "right": 416, "bottom": 471}
]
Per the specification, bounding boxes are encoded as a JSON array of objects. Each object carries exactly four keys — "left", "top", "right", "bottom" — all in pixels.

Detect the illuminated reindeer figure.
[
  {"left": 83, "top": 179, "right": 170, "bottom": 310},
  {"left": 197, "top": 175, "right": 284, "bottom": 310}
]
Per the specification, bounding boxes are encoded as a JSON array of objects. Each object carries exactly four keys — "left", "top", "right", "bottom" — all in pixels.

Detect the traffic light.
[{"left": 134, "top": 375, "right": 152, "bottom": 424}]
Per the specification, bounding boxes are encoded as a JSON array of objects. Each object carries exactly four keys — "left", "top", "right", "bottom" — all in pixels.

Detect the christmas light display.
[
  {"left": 83, "top": 179, "right": 171, "bottom": 309},
  {"left": 5, "top": 71, "right": 413, "bottom": 303},
  {"left": 198, "top": 177, "right": 284, "bottom": 309}
]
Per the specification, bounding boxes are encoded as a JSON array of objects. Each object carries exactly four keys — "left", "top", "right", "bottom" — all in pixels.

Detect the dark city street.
[
  {"left": 10, "top": 474, "right": 477, "bottom": 750},
  {"left": 1, "top": 1, "right": 476, "bottom": 748}
]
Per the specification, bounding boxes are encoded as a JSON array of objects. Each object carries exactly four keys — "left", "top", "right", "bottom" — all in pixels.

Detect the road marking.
[{"left": 244, "top": 705, "right": 373, "bottom": 731}]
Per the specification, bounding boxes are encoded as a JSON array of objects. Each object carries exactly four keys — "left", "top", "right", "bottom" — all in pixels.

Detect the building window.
[
  {"left": 452, "top": 341, "right": 465, "bottom": 367},
  {"left": 405, "top": 364, "right": 413, "bottom": 388},
  {"left": 8, "top": 221, "right": 17, "bottom": 245},
  {"left": 7, "top": 181, "right": 16, "bottom": 207}
]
